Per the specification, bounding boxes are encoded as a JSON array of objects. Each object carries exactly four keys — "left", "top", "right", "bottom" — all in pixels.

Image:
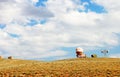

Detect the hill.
[{"left": 0, "top": 58, "right": 120, "bottom": 77}]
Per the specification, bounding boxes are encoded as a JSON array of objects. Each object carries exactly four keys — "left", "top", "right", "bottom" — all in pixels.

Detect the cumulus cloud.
[
  {"left": 93, "top": 0, "right": 120, "bottom": 12},
  {"left": 0, "top": 0, "right": 120, "bottom": 60},
  {"left": 0, "top": 0, "right": 54, "bottom": 24},
  {"left": 109, "top": 54, "right": 120, "bottom": 58},
  {"left": 31, "top": 0, "right": 39, "bottom": 3}
]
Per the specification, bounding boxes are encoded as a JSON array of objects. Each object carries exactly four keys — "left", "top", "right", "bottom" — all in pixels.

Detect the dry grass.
[{"left": 0, "top": 58, "right": 120, "bottom": 77}]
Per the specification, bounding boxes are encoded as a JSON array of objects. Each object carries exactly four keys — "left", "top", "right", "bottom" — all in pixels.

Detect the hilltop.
[{"left": 0, "top": 58, "right": 120, "bottom": 77}]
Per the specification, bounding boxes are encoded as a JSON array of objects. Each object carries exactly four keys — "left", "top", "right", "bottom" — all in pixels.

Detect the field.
[{"left": 0, "top": 58, "right": 120, "bottom": 77}]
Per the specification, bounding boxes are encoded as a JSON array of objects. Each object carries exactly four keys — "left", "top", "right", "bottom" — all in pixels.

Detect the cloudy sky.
[{"left": 0, "top": 0, "right": 120, "bottom": 61}]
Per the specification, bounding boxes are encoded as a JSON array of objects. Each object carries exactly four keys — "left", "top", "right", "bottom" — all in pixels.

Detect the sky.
[{"left": 0, "top": 0, "right": 120, "bottom": 61}]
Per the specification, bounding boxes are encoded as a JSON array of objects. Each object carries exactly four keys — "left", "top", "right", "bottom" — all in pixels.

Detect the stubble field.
[{"left": 0, "top": 58, "right": 120, "bottom": 77}]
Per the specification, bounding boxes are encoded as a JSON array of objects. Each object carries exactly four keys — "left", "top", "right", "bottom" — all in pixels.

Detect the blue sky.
[
  {"left": 35, "top": 0, "right": 47, "bottom": 7},
  {"left": 0, "top": 24, "right": 6, "bottom": 29},
  {"left": 0, "top": 0, "right": 120, "bottom": 61}
]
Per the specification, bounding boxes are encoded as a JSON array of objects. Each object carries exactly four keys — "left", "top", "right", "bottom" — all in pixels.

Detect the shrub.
[
  {"left": 8, "top": 56, "right": 13, "bottom": 59},
  {"left": 0, "top": 56, "right": 2, "bottom": 59},
  {"left": 91, "top": 54, "right": 97, "bottom": 58}
]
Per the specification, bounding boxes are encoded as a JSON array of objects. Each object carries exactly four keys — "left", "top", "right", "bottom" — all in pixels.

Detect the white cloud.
[
  {"left": 31, "top": 0, "right": 39, "bottom": 3},
  {"left": 0, "top": 0, "right": 120, "bottom": 60},
  {"left": 93, "top": 0, "right": 120, "bottom": 12},
  {"left": 109, "top": 54, "right": 120, "bottom": 58},
  {"left": 0, "top": 0, "right": 53, "bottom": 24}
]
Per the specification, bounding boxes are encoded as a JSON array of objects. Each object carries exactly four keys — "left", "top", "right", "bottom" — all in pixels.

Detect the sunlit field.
[{"left": 0, "top": 58, "right": 120, "bottom": 77}]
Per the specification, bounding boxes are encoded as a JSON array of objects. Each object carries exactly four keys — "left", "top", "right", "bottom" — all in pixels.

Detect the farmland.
[{"left": 0, "top": 58, "right": 120, "bottom": 77}]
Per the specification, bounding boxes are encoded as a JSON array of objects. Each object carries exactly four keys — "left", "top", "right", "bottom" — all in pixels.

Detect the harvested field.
[{"left": 0, "top": 58, "right": 120, "bottom": 77}]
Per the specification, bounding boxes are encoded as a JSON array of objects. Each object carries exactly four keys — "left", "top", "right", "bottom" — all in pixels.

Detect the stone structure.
[{"left": 76, "top": 47, "right": 86, "bottom": 58}]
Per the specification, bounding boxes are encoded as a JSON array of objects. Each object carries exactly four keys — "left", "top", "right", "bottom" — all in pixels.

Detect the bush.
[
  {"left": 91, "top": 54, "right": 97, "bottom": 58},
  {"left": 0, "top": 56, "right": 2, "bottom": 59},
  {"left": 8, "top": 56, "right": 13, "bottom": 59}
]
